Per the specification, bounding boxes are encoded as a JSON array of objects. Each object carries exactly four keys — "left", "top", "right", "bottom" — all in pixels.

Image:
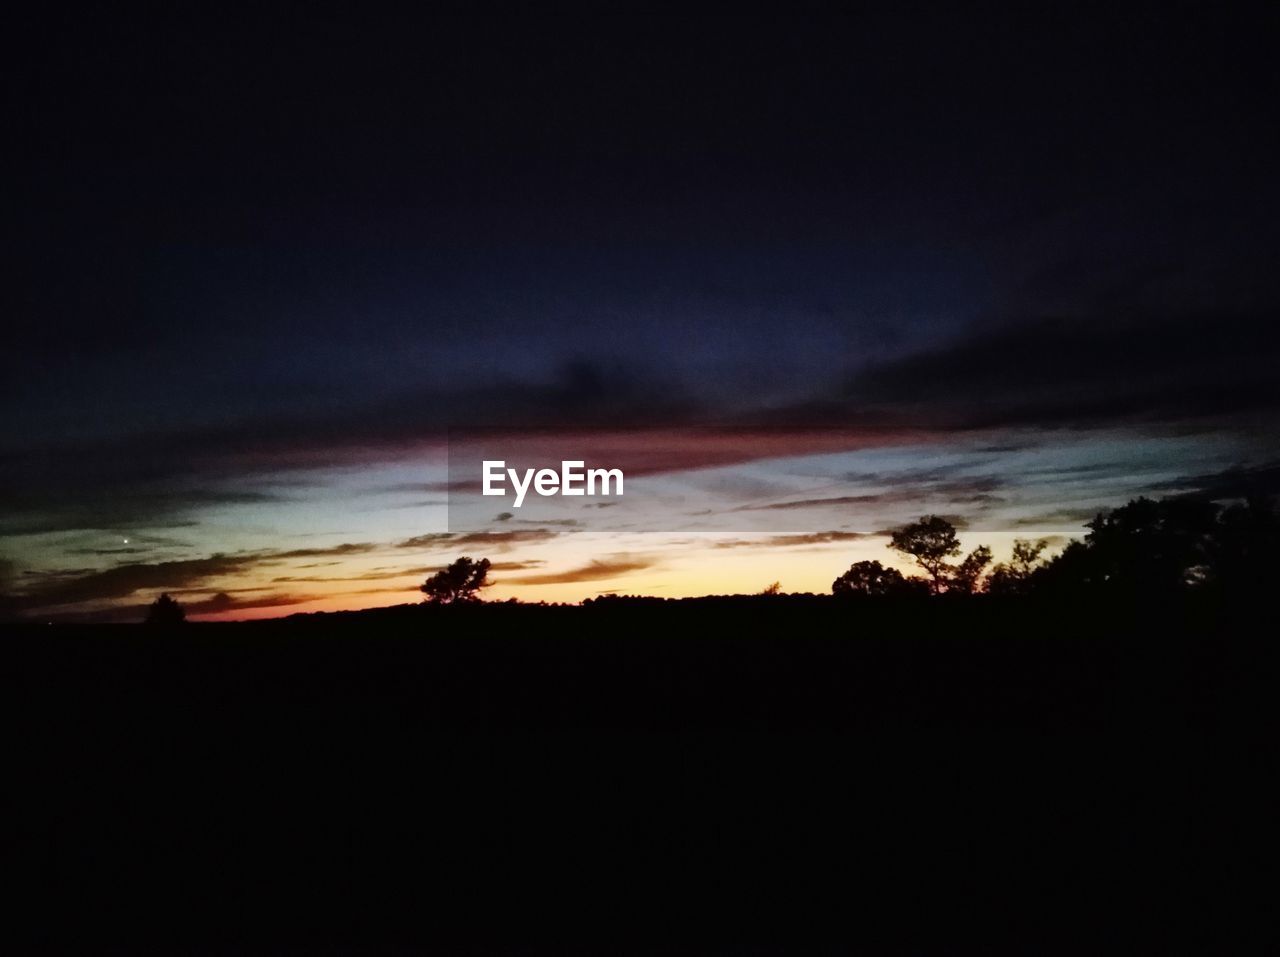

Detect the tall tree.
[
  {"left": 888, "top": 516, "right": 962, "bottom": 594},
  {"left": 950, "top": 545, "right": 994, "bottom": 595}
]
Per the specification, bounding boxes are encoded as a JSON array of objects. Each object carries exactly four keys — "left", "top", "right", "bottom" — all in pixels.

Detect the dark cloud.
[
  {"left": 0, "top": 480, "right": 280, "bottom": 537},
  {"left": 974, "top": 442, "right": 1037, "bottom": 454},
  {"left": 399, "top": 529, "right": 562, "bottom": 549},
  {"left": 4, "top": 542, "right": 380, "bottom": 614},
  {"left": 734, "top": 475, "right": 1004, "bottom": 513},
  {"left": 13, "top": 308, "right": 1271, "bottom": 546},
  {"left": 267, "top": 563, "right": 498, "bottom": 585},
  {"left": 714, "top": 531, "right": 867, "bottom": 549},
  {"left": 1011, "top": 508, "right": 1102, "bottom": 528},
  {"left": 270, "top": 543, "right": 378, "bottom": 559},
  {"left": 20, "top": 308, "right": 1252, "bottom": 522},
  {"left": 183, "top": 592, "right": 312, "bottom": 616},
  {"left": 34, "top": 591, "right": 314, "bottom": 623},
  {"left": 66, "top": 546, "right": 155, "bottom": 556},
  {"left": 761, "top": 531, "right": 867, "bottom": 547},
  {"left": 0, "top": 362, "right": 717, "bottom": 540},
  {"left": 845, "top": 313, "right": 1280, "bottom": 432},
  {"left": 1151, "top": 461, "right": 1280, "bottom": 502},
  {"left": 3, "top": 537, "right": 409, "bottom": 614},
  {"left": 733, "top": 496, "right": 887, "bottom": 512},
  {"left": 19, "top": 567, "right": 99, "bottom": 580},
  {"left": 5, "top": 359, "right": 699, "bottom": 475},
  {"left": 372, "top": 483, "right": 448, "bottom": 495},
  {"left": 383, "top": 499, "right": 449, "bottom": 510},
  {"left": 5, "top": 554, "right": 261, "bottom": 610},
  {"left": 502, "top": 557, "right": 654, "bottom": 586}
]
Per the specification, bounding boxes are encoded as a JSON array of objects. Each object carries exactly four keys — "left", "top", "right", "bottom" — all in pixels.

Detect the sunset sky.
[{"left": 5, "top": 8, "right": 1279, "bottom": 620}]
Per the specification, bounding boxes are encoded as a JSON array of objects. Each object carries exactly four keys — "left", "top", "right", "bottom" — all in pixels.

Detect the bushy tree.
[
  {"left": 1028, "top": 495, "right": 1279, "bottom": 598},
  {"left": 1029, "top": 539, "right": 1101, "bottom": 594},
  {"left": 146, "top": 593, "right": 186, "bottom": 625},
  {"left": 832, "top": 560, "right": 925, "bottom": 598},
  {"left": 420, "top": 557, "right": 492, "bottom": 604},
  {"left": 1028, "top": 497, "right": 1216, "bottom": 596},
  {"left": 1081, "top": 497, "right": 1217, "bottom": 592},
  {"left": 987, "top": 538, "right": 1051, "bottom": 595},
  {"left": 1208, "top": 497, "right": 1280, "bottom": 593}
]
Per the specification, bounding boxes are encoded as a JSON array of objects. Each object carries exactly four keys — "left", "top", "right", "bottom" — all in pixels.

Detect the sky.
[{"left": 4, "top": 7, "right": 1279, "bottom": 620}]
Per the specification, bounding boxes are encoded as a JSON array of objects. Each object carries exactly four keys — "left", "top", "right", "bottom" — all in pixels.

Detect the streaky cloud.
[{"left": 501, "top": 557, "right": 654, "bottom": 586}]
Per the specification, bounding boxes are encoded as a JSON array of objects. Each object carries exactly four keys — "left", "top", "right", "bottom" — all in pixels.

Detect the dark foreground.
[{"left": 5, "top": 597, "right": 1274, "bottom": 954}]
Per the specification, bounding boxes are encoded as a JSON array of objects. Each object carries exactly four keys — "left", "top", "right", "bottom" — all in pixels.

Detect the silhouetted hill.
[{"left": 5, "top": 597, "right": 1272, "bottom": 954}]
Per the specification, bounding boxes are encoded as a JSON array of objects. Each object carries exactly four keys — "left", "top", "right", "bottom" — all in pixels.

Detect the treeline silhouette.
[
  {"left": 140, "top": 493, "right": 1280, "bottom": 629},
  {"left": 831, "top": 494, "right": 1280, "bottom": 603},
  {"left": 1026, "top": 495, "right": 1279, "bottom": 598}
]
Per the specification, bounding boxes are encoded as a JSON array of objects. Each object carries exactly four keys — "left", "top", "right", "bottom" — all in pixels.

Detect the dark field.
[{"left": 6, "top": 597, "right": 1272, "bottom": 954}]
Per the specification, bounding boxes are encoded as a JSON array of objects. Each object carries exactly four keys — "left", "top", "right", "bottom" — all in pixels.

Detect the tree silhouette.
[
  {"left": 888, "top": 516, "right": 961, "bottom": 594},
  {"left": 887, "top": 516, "right": 993, "bottom": 594},
  {"left": 832, "top": 560, "right": 924, "bottom": 598},
  {"left": 420, "top": 557, "right": 492, "bottom": 604},
  {"left": 1026, "top": 497, "right": 1217, "bottom": 596},
  {"left": 1030, "top": 539, "right": 1102, "bottom": 594},
  {"left": 1027, "top": 495, "right": 1280, "bottom": 597},
  {"left": 1082, "top": 497, "right": 1216, "bottom": 592},
  {"left": 950, "top": 544, "right": 993, "bottom": 595},
  {"left": 1208, "top": 497, "right": 1280, "bottom": 594},
  {"left": 987, "top": 538, "right": 1051, "bottom": 595},
  {"left": 146, "top": 593, "right": 186, "bottom": 625}
]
